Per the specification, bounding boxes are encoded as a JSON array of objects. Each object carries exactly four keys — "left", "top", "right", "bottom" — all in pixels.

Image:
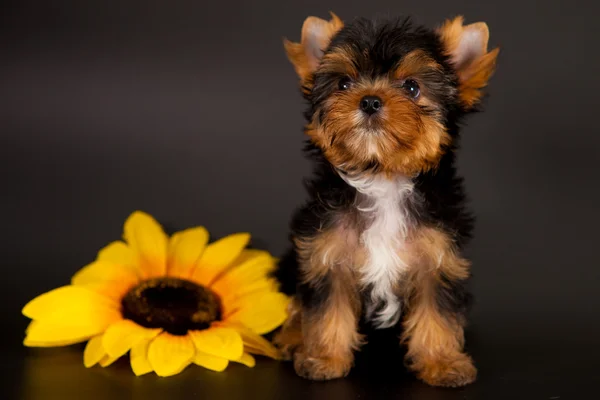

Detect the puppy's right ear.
[
  {"left": 437, "top": 16, "right": 499, "bottom": 109},
  {"left": 283, "top": 12, "right": 344, "bottom": 86}
]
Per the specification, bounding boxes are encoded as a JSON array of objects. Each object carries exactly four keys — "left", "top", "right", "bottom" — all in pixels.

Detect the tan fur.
[
  {"left": 277, "top": 226, "right": 475, "bottom": 384},
  {"left": 294, "top": 224, "right": 361, "bottom": 284},
  {"left": 401, "top": 227, "right": 476, "bottom": 387},
  {"left": 306, "top": 75, "right": 451, "bottom": 176},
  {"left": 319, "top": 45, "right": 359, "bottom": 77},
  {"left": 393, "top": 49, "right": 442, "bottom": 79},
  {"left": 437, "top": 16, "right": 499, "bottom": 108},
  {"left": 283, "top": 12, "right": 344, "bottom": 86},
  {"left": 406, "top": 227, "right": 470, "bottom": 280},
  {"left": 275, "top": 279, "right": 363, "bottom": 381},
  {"left": 278, "top": 226, "right": 364, "bottom": 380},
  {"left": 393, "top": 50, "right": 445, "bottom": 113},
  {"left": 299, "top": 47, "right": 452, "bottom": 176},
  {"left": 273, "top": 298, "right": 304, "bottom": 360},
  {"left": 294, "top": 271, "right": 363, "bottom": 381}
]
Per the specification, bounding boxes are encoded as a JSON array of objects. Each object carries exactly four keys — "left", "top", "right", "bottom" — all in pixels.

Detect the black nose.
[{"left": 359, "top": 96, "right": 383, "bottom": 115}]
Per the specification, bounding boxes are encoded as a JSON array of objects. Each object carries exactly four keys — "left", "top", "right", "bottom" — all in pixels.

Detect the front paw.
[
  {"left": 273, "top": 330, "right": 303, "bottom": 361},
  {"left": 416, "top": 354, "right": 477, "bottom": 388},
  {"left": 293, "top": 352, "right": 352, "bottom": 381}
]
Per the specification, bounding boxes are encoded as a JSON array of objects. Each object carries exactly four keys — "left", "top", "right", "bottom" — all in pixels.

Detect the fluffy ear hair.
[
  {"left": 437, "top": 16, "right": 500, "bottom": 109},
  {"left": 283, "top": 12, "right": 344, "bottom": 86}
]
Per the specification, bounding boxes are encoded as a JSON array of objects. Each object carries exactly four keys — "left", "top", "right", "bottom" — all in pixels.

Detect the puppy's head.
[{"left": 284, "top": 13, "right": 499, "bottom": 176}]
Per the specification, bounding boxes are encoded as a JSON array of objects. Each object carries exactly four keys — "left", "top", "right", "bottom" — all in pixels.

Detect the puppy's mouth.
[
  {"left": 352, "top": 109, "right": 384, "bottom": 129},
  {"left": 326, "top": 110, "right": 390, "bottom": 154}
]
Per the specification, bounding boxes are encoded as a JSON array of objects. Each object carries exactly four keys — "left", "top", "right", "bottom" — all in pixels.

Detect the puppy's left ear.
[
  {"left": 437, "top": 16, "right": 500, "bottom": 109},
  {"left": 283, "top": 12, "right": 344, "bottom": 86}
]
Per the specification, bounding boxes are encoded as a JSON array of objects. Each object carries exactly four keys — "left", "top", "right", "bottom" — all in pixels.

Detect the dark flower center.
[{"left": 121, "top": 277, "right": 222, "bottom": 335}]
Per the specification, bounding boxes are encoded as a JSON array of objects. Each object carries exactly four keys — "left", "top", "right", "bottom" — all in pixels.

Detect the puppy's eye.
[
  {"left": 338, "top": 77, "right": 352, "bottom": 91},
  {"left": 402, "top": 79, "right": 420, "bottom": 99}
]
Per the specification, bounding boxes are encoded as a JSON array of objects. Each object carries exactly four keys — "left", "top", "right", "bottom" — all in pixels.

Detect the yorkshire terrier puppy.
[{"left": 274, "top": 13, "right": 498, "bottom": 387}]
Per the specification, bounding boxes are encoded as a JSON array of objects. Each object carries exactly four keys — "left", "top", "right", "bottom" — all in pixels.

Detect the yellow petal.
[
  {"left": 130, "top": 337, "right": 154, "bottom": 376},
  {"left": 147, "top": 332, "right": 195, "bottom": 377},
  {"left": 234, "top": 278, "right": 279, "bottom": 297},
  {"left": 24, "top": 320, "right": 109, "bottom": 347},
  {"left": 225, "top": 292, "right": 289, "bottom": 335},
  {"left": 73, "top": 247, "right": 139, "bottom": 302},
  {"left": 72, "top": 260, "right": 138, "bottom": 284},
  {"left": 215, "top": 279, "right": 277, "bottom": 315},
  {"left": 23, "top": 286, "right": 117, "bottom": 320},
  {"left": 228, "top": 248, "right": 271, "bottom": 268},
  {"left": 211, "top": 250, "right": 275, "bottom": 293},
  {"left": 222, "top": 250, "right": 275, "bottom": 282},
  {"left": 167, "top": 227, "right": 209, "bottom": 279},
  {"left": 102, "top": 319, "right": 161, "bottom": 358},
  {"left": 217, "top": 279, "right": 279, "bottom": 317},
  {"left": 233, "top": 353, "right": 255, "bottom": 368},
  {"left": 123, "top": 211, "right": 168, "bottom": 278},
  {"left": 75, "top": 281, "right": 136, "bottom": 303},
  {"left": 99, "top": 354, "right": 119, "bottom": 367},
  {"left": 211, "top": 250, "right": 279, "bottom": 311},
  {"left": 23, "top": 338, "right": 89, "bottom": 347},
  {"left": 84, "top": 335, "right": 106, "bottom": 367},
  {"left": 25, "top": 320, "right": 36, "bottom": 334},
  {"left": 220, "top": 322, "right": 281, "bottom": 359},
  {"left": 188, "top": 327, "right": 243, "bottom": 360},
  {"left": 23, "top": 321, "right": 93, "bottom": 347},
  {"left": 22, "top": 287, "right": 121, "bottom": 345},
  {"left": 190, "top": 233, "right": 250, "bottom": 286},
  {"left": 193, "top": 351, "right": 229, "bottom": 372},
  {"left": 22, "top": 286, "right": 121, "bottom": 346},
  {"left": 96, "top": 241, "right": 137, "bottom": 268}
]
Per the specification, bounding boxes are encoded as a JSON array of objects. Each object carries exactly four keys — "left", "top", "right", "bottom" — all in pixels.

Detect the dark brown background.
[{"left": 2, "top": 1, "right": 599, "bottom": 399}]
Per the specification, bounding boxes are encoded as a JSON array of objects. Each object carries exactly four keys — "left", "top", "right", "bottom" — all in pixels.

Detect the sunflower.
[{"left": 22, "top": 211, "right": 289, "bottom": 377}]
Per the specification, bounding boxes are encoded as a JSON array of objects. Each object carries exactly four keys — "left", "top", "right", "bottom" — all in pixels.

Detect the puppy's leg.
[
  {"left": 273, "top": 296, "right": 303, "bottom": 360},
  {"left": 292, "top": 229, "right": 363, "bottom": 381},
  {"left": 402, "top": 227, "right": 476, "bottom": 387},
  {"left": 294, "top": 269, "right": 362, "bottom": 380}
]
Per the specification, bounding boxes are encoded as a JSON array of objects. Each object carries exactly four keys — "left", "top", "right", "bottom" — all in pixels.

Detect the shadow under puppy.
[{"left": 274, "top": 12, "right": 499, "bottom": 387}]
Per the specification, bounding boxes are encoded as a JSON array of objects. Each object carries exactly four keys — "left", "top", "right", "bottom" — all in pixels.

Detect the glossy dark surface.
[
  {"left": 2, "top": 0, "right": 599, "bottom": 399},
  {"left": 3, "top": 307, "right": 599, "bottom": 400}
]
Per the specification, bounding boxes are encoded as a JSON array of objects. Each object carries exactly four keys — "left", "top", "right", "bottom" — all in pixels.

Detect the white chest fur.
[{"left": 340, "top": 173, "right": 414, "bottom": 328}]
